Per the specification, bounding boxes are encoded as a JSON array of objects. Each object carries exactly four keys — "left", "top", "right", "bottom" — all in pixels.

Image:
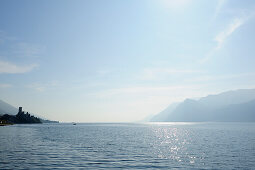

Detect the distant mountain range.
[
  {"left": 0, "top": 99, "right": 58, "bottom": 123},
  {"left": 0, "top": 99, "right": 18, "bottom": 115},
  {"left": 150, "top": 89, "right": 255, "bottom": 122}
]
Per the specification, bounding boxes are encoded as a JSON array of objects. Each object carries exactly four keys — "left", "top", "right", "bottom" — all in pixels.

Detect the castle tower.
[{"left": 19, "top": 107, "right": 22, "bottom": 113}]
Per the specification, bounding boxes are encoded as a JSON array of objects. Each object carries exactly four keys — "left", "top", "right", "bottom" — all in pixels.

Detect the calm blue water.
[{"left": 1, "top": 122, "right": 255, "bottom": 169}]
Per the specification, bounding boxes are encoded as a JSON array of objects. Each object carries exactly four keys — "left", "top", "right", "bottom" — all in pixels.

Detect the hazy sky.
[{"left": 0, "top": 0, "right": 255, "bottom": 122}]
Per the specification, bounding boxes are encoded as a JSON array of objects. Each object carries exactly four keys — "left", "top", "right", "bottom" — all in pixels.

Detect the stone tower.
[{"left": 19, "top": 107, "right": 22, "bottom": 113}]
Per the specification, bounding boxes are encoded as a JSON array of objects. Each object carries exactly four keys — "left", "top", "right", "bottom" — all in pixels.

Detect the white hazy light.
[
  {"left": 161, "top": 0, "right": 192, "bottom": 9},
  {"left": 215, "top": 18, "right": 245, "bottom": 49}
]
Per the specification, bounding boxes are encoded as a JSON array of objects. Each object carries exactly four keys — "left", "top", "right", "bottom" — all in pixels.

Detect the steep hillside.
[{"left": 0, "top": 99, "right": 18, "bottom": 115}]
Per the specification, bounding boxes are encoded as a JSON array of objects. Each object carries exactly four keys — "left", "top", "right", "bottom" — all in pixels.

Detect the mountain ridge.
[{"left": 150, "top": 89, "right": 255, "bottom": 122}]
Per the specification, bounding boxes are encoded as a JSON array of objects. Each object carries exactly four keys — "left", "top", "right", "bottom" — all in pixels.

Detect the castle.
[
  {"left": 0, "top": 106, "right": 42, "bottom": 124},
  {"left": 19, "top": 107, "right": 24, "bottom": 114}
]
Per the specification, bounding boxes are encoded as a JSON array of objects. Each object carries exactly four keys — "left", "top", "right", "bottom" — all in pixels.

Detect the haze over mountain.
[
  {"left": 0, "top": 99, "right": 18, "bottom": 116},
  {"left": 150, "top": 89, "right": 255, "bottom": 122},
  {"left": 1, "top": 0, "right": 255, "bottom": 122},
  {"left": 149, "top": 102, "right": 179, "bottom": 122}
]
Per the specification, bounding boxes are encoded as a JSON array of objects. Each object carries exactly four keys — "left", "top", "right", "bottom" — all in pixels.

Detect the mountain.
[
  {"left": 0, "top": 99, "right": 18, "bottom": 115},
  {"left": 212, "top": 99, "right": 255, "bottom": 122},
  {"left": 150, "top": 102, "right": 179, "bottom": 122},
  {"left": 150, "top": 89, "right": 255, "bottom": 122},
  {"left": 198, "top": 89, "right": 255, "bottom": 109}
]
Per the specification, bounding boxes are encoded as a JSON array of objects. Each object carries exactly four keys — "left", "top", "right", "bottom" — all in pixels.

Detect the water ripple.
[{"left": 0, "top": 123, "right": 255, "bottom": 169}]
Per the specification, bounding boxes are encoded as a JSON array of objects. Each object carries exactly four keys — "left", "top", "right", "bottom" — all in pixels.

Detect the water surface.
[{"left": 1, "top": 122, "right": 255, "bottom": 169}]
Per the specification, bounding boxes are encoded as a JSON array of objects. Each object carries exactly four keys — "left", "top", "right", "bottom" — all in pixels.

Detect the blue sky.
[{"left": 0, "top": 0, "right": 255, "bottom": 122}]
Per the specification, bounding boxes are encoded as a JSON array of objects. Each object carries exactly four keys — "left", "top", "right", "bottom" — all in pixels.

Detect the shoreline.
[{"left": 0, "top": 123, "right": 13, "bottom": 126}]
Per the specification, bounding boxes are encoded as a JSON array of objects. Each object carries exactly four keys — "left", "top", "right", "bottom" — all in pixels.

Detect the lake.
[{"left": 1, "top": 122, "right": 255, "bottom": 169}]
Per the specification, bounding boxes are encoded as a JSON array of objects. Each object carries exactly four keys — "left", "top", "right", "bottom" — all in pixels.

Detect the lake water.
[{"left": 1, "top": 122, "right": 255, "bottom": 169}]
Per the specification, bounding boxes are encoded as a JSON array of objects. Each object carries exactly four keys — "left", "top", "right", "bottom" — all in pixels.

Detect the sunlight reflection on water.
[{"left": 152, "top": 126, "right": 193, "bottom": 163}]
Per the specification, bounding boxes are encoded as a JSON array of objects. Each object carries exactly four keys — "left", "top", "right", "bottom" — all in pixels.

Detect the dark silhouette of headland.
[{"left": 0, "top": 107, "right": 41, "bottom": 125}]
